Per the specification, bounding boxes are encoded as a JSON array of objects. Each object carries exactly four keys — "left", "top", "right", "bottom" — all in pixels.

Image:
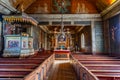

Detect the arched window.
[{"left": 81, "top": 33, "right": 85, "bottom": 48}]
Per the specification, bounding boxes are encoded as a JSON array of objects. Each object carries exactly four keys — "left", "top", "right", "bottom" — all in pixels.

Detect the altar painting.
[{"left": 58, "top": 34, "right": 66, "bottom": 42}]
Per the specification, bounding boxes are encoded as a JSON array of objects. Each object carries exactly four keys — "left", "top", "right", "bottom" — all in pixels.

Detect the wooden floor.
[{"left": 47, "top": 60, "right": 77, "bottom": 80}]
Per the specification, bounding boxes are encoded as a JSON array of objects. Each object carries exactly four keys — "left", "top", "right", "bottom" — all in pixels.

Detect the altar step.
[{"left": 47, "top": 60, "right": 77, "bottom": 80}]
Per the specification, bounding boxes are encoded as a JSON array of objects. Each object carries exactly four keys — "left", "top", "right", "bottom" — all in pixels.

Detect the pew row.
[
  {"left": 71, "top": 54, "right": 120, "bottom": 80},
  {"left": 0, "top": 53, "right": 54, "bottom": 80},
  {"left": 70, "top": 55, "right": 99, "bottom": 80}
]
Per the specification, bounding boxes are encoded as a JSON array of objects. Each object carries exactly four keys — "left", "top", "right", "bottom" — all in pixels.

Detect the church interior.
[{"left": 0, "top": 0, "right": 120, "bottom": 80}]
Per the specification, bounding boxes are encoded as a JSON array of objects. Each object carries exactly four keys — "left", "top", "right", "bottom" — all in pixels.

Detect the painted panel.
[
  {"left": 28, "top": 37, "right": 33, "bottom": 48},
  {"left": 25, "top": 0, "right": 51, "bottom": 14},
  {"left": 21, "top": 37, "right": 28, "bottom": 49},
  {"left": 52, "top": 0, "right": 71, "bottom": 13},
  {"left": 5, "top": 36, "right": 20, "bottom": 52},
  {"left": 109, "top": 14, "right": 120, "bottom": 53},
  {"left": 3, "top": 22, "right": 12, "bottom": 35},
  {"left": 71, "top": 0, "right": 98, "bottom": 13}
]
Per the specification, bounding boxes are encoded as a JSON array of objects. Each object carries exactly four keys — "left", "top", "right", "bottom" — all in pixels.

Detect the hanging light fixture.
[{"left": 60, "top": 0, "right": 65, "bottom": 38}]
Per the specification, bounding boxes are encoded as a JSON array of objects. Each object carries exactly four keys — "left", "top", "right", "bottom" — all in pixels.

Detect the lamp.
[{"left": 60, "top": 0, "right": 65, "bottom": 38}]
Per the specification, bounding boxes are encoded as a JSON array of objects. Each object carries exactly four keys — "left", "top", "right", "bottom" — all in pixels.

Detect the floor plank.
[{"left": 47, "top": 60, "right": 77, "bottom": 80}]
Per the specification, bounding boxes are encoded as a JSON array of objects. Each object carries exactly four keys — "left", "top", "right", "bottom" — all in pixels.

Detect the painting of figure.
[
  {"left": 58, "top": 34, "right": 66, "bottom": 42},
  {"left": 109, "top": 14, "right": 120, "bottom": 53},
  {"left": 52, "top": 0, "right": 71, "bottom": 13},
  {"left": 8, "top": 40, "right": 19, "bottom": 48}
]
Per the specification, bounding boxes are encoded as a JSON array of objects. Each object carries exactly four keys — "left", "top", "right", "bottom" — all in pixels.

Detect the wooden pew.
[
  {"left": 0, "top": 71, "right": 30, "bottom": 77},
  {"left": 84, "top": 64, "right": 120, "bottom": 79},
  {"left": 0, "top": 53, "right": 54, "bottom": 80},
  {"left": 78, "top": 59, "right": 120, "bottom": 61},
  {"left": 92, "top": 71, "right": 120, "bottom": 80},
  {"left": 85, "top": 65, "right": 120, "bottom": 70},
  {"left": 80, "top": 61, "right": 120, "bottom": 64},
  {"left": 72, "top": 54, "right": 120, "bottom": 80},
  {"left": 0, "top": 64, "right": 38, "bottom": 69}
]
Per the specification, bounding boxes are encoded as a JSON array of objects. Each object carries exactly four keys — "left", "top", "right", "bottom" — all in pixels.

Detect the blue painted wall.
[{"left": 109, "top": 14, "right": 120, "bottom": 55}]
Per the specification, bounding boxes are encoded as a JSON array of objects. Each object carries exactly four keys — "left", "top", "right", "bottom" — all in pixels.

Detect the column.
[
  {"left": 54, "top": 34, "right": 57, "bottom": 50},
  {"left": 0, "top": 21, "right": 2, "bottom": 52},
  {"left": 91, "top": 21, "right": 96, "bottom": 55},
  {"left": 45, "top": 33, "right": 47, "bottom": 50}
]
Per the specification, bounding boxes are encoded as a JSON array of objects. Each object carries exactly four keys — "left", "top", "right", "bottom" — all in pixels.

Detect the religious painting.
[
  {"left": 5, "top": 36, "right": 20, "bottom": 50},
  {"left": 25, "top": 0, "right": 51, "bottom": 14},
  {"left": 28, "top": 37, "right": 33, "bottom": 48},
  {"left": 58, "top": 34, "right": 66, "bottom": 42},
  {"left": 21, "top": 37, "right": 28, "bottom": 49},
  {"left": 3, "top": 22, "right": 12, "bottom": 35},
  {"left": 109, "top": 14, "right": 120, "bottom": 53},
  {"left": 52, "top": 0, "right": 71, "bottom": 13}
]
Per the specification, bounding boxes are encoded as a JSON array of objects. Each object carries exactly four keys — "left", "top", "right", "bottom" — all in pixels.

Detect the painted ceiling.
[
  {"left": 0, "top": 0, "right": 117, "bottom": 33},
  {"left": 8, "top": 0, "right": 116, "bottom": 14}
]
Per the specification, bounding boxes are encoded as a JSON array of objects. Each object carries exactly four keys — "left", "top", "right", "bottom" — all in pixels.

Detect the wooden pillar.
[
  {"left": 54, "top": 34, "right": 57, "bottom": 50},
  {"left": 0, "top": 21, "right": 2, "bottom": 53},
  {"left": 45, "top": 33, "right": 47, "bottom": 50},
  {"left": 91, "top": 21, "right": 96, "bottom": 55}
]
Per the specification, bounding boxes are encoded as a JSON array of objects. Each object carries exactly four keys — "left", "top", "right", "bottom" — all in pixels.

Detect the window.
[{"left": 81, "top": 33, "right": 85, "bottom": 48}]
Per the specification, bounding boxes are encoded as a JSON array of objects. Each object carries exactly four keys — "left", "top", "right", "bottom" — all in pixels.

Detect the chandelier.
[{"left": 60, "top": 0, "right": 65, "bottom": 38}]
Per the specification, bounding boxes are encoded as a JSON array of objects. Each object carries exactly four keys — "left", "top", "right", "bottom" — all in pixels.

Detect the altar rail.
[{"left": 70, "top": 54, "right": 99, "bottom": 80}]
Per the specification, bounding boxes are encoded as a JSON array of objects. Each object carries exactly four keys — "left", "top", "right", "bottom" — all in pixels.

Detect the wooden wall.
[
  {"left": 79, "top": 26, "right": 92, "bottom": 53},
  {"left": 94, "top": 21, "right": 104, "bottom": 54},
  {"left": 32, "top": 26, "right": 47, "bottom": 50}
]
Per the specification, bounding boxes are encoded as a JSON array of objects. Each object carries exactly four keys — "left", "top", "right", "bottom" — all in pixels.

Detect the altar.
[
  {"left": 54, "top": 50, "right": 70, "bottom": 59},
  {"left": 52, "top": 28, "right": 71, "bottom": 59}
]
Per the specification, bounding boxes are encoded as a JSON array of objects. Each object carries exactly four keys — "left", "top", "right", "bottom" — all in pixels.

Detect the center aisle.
[{"left": 47, "top": 60, "right": 77, "bottom": 80}]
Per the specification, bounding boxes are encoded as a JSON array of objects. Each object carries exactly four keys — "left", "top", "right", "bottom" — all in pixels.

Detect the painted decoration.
[
  {"left": 52, "top": 0, "right": 71, "bottom": 13},
  {"left": 5, "top": 36, "right": 20, "bottom": 50},
  {"left": 21, "top": 37, "right": 28, "bottom": 49},
  {"left": 28, "top": 37, "right": 33, "bottom": 48},
  {"left": 76, "top": 3, "right": 88, "bottom": 13},
  {"left": 109, "top": 14, "right": 120, "bottom": 53},
  {"left": 3, "top": 22, "right": 12, "bottom": 35}
]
